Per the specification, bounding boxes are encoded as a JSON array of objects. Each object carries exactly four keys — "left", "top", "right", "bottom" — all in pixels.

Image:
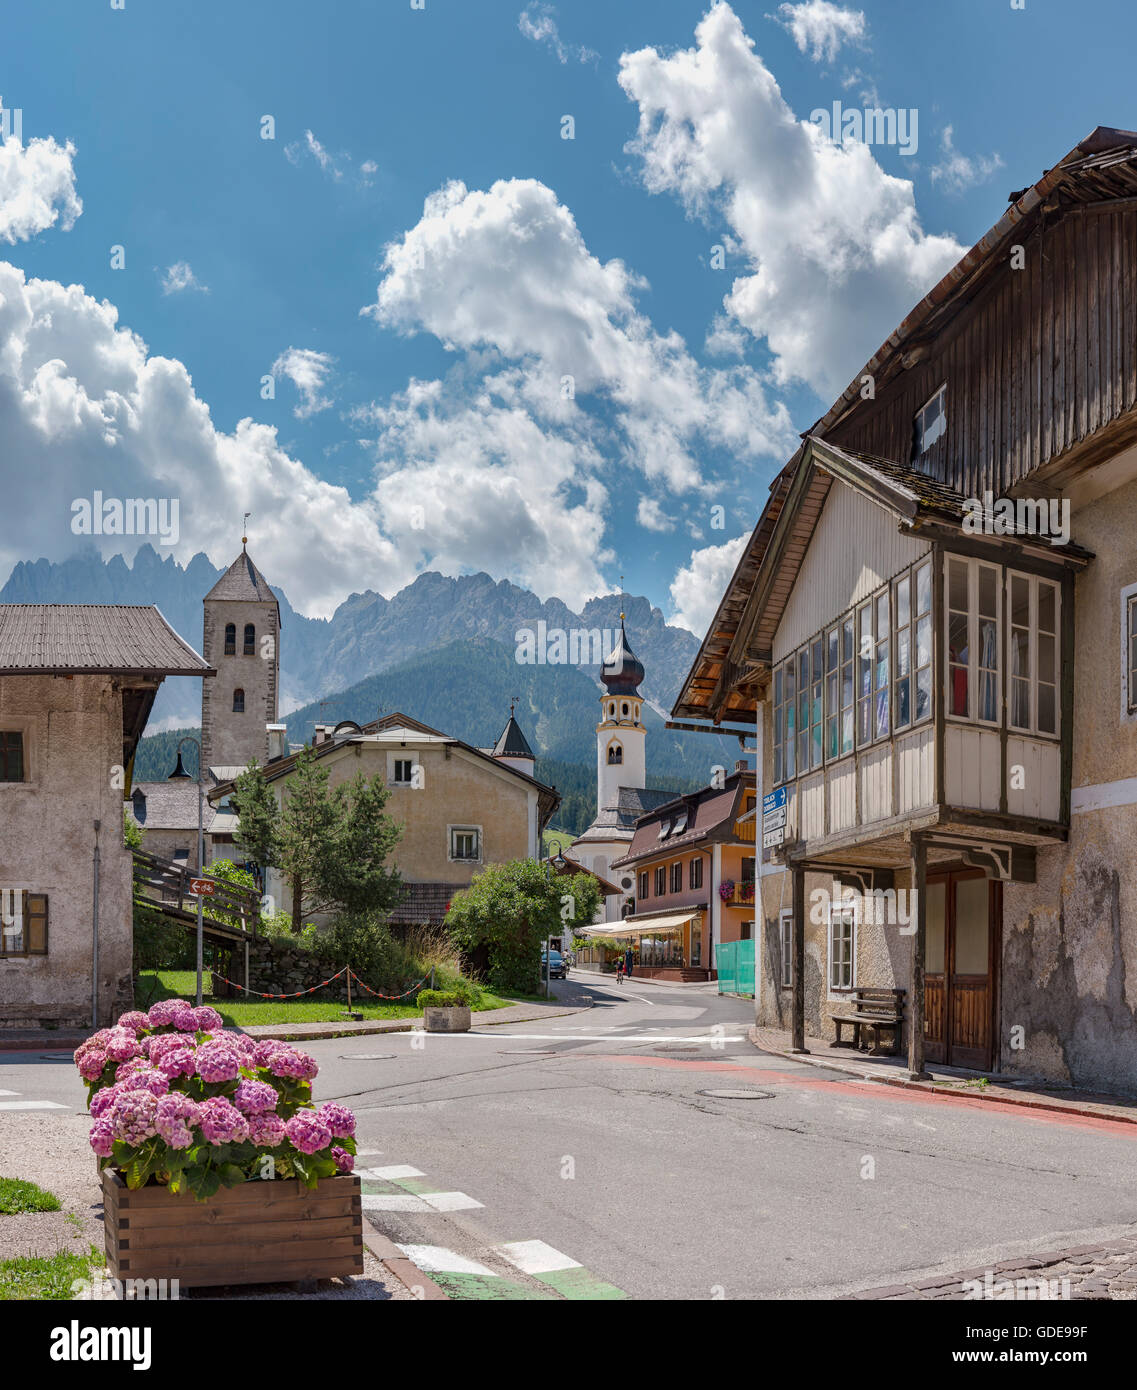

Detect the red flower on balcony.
[{"left": 718, "top": 880, "right": 735, "bottom": 902}]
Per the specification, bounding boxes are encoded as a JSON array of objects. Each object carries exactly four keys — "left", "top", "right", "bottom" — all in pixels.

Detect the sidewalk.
[
  {"left": 0, "top": 988, "right": 594, "bottom": 1052},
  {"left": 843, "top": 1234, "right": 1137, "bottom": 1300},
  {"left": 752, "top": 1025, "right": 1137, "bottom": 1126},
  {"left": 569, "top": 967, "right": 718, "bottom": 990}
]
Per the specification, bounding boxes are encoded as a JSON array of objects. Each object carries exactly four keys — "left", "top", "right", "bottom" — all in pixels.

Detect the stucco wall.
[
  {"left": 201, "top": 597, "right": 279, "bottom": 772},
  {"left": 999, "top": 469, "right": 1137, "bottom": 1093},
  {"left": 0, "top": 674, "right": 133, "bottom": 1027}
]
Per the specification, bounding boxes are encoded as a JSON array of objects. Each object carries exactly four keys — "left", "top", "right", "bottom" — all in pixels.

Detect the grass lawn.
[
  {"left": 0, "top": 1178, "right": 60, "bottom": 1215},
  {"left": 136, "top": 970, "right": 510, "bottom": 1027},
  {"left": 0, "top": 1248, "right": 102, "bottom": 1300}
]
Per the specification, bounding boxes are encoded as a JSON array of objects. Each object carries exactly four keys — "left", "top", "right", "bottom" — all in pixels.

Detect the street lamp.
[{"left": 169, "top": 736, "right": 205, "bottom": 1007}]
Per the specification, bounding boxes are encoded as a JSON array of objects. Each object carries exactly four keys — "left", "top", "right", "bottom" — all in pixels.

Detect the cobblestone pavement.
[{"left": 845, "top": 1235, "right": 1137, "bottom": 1300}]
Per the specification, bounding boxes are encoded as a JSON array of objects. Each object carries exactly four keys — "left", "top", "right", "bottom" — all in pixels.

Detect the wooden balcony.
[
  {"left": 720, "top": 880, "right": 757, "bottom": 907},
  {"left": 733, "top": 816, "right": 756, "bottom": 843}
]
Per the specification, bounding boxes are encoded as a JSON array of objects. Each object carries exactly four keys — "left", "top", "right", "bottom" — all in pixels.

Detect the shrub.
[
  {"left": 416, "top": 990, "right": 468, "bottom": 1009},
  {"left": 132, "top": 901, "right": 193, "bottom": 974},
  {"left": 309, "top": 910, "right": 393, "bottom": 989}
]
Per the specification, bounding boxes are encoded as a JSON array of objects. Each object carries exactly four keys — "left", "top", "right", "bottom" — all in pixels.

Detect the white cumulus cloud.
[
  {"left": 770, "top": 1, "right": 866, "bottom": 63},
  {"left": 619, "top": 2, "right": 965, "bottom": 398},
  {"left": 637, "top": 495, "right": 676, "bottom": 532},
  {"left": 161, "top": 261, "right": 208, "bottom": 295},
  {"left": 0, "top": 124, "right": 81, "bottom": 244},
  {"left": 669, "top": 533, "right": 749, "bottom": 637},
  {"left": 272, "top": 347, "right": 336, "bottom": 418}
]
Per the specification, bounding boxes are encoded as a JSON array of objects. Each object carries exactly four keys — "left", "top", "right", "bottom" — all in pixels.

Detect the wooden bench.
[{"left": 829, "top": 988, "right": 906, "bottom": 1055}]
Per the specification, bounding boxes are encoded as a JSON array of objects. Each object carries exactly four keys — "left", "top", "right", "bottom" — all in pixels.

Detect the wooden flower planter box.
[{"left": 102, "top": 1169, "right": 363, "bottom": 1289}]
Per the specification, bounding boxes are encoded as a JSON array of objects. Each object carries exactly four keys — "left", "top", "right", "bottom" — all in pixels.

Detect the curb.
[
  {"left": 362, "top": 1229, "right": 449, "bottom": 1300},
  {"left": 750, "top": 1027, "right": 1137, "bottom": 1127}
]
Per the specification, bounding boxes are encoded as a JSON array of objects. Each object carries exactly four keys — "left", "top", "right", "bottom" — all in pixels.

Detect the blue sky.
[{"left": 1, "top": 0, "right": 1133, "bottom": 634}]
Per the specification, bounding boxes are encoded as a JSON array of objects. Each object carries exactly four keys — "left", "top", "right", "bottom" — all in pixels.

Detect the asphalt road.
[{"left": 5, "top": 975, "right": 1137, "bottom": 1300}]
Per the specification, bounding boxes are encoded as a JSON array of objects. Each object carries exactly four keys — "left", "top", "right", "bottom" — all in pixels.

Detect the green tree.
[
  {"left": 230, "top": 760, "right": 280, "bottom": 871},
  {"left": 445, "top": 860, "right": 600, "bottom": 995},
  {"left": 204, "top": 859, "right": 259, "bottom": 932},
  {"left": 274, "top": 748, "right": 404, "bottom": 930},
  {"left": 123, "top": 803, "right": 142, "bottom": 851},
  {"left": 321, "top": 770, "right": 404, "bottom": 917}
]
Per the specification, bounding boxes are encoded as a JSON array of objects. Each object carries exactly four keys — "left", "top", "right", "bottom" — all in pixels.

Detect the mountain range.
[
  {"left": 0, "top": 544, "right": 701, "bottom": 727},
  {"left": 3, "top": 547, "right": 743, "bottom": 833}
]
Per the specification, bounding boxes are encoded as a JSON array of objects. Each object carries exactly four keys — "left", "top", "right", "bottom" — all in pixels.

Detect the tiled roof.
[
  {"left": 611, "top": 773, "right": 753, "bottom": 868},
  {"left": 388, "top": 882, "right": 457, "bottom": 926},
  {"left": 0, "top": 605, "right": 212, "bottom": 676},
  {"left": 572, "top": 786, "right": 676, "bottom": 844},
  {"left": 130, "top": 782, "right": 217, "bottom": 832},
  {"left": 204, "top": 550, "right": 279, "bottom": 605}
]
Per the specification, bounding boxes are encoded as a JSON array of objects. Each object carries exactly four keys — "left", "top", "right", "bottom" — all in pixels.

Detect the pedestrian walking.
[{"left": 624, "top": 947, "right": 634, "bottom": 979}]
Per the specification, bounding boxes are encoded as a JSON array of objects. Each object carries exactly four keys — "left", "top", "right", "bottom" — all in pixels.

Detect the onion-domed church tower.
[{"left": 571, "top": 614, "right": 671, "bottom": 921}]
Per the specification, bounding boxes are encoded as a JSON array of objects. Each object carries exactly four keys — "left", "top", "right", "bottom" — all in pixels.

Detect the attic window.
[
  {"left": 657, "top": 818, "right": 672, "bottom": 840},
  {"left": 913, "top": 385, "right": 946, "bottom": 459},
  {"left": 672, "top": 809, "right": 688, "bottom": 836}
]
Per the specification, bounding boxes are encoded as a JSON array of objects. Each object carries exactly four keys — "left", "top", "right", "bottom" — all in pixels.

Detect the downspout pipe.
[{"left": 92, "top": 819, "right": 101, "bottom": 1029}]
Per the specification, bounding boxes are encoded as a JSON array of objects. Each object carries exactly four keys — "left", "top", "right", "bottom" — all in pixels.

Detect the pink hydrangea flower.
[
  {"left": 284, "top": 1111, "right": 332, "bottom": 1155},
  {"left": 90, "top": 1084, "right": 121, "bottom": 1120},
  {"left": 233, "top": 1079, "right": 278, "bottom": 1115},
  {"left": 196, "top": 1041, "right": 241, "bottom": 1084},
  {"left": 155, "top": 1093, "right": 201, "bottom": 1150},
  {"left": 198, "top": 1096, "right": 249, "bottom": 1146},
  {"left": 191, "top": 1005, "right": 224, "bottom": 1032},
  {"left": 231, "top": 1033, "right": 258, "bottom": 1057},
  {"left": 247, "top": 1112, "right": 286, "bottom": 1147},
  {"left": 89, "top": 1118, "right": 116, "bottom": 1157},
  {"left": 78, "top": 1050, "right": 108, "bottom": 1082},
  {"left": 330, "top": 1146, "right": 354, "bottom": 1174},
  {"left": 114, "top": 1061, "right": 169, "bottom": 1096},
  {"left": 252, "top": 1039, "right": 286, "bottom": 1068},
  {"left": 146, "top": 1000, "right": 187, "bottom": 1028},
  {"left": 268, "top": 1047, "right": 318, "bottom": 1081},
  {"left": 104, "top": 1030, "right": 140, "bottom": 1063},
  {"left": 110, "top": 1089, "right": 159, "bottom": 1146},
  {"left": 155, "top": 1046, "right": 196, "bottom": 1080},
  {"left": 316, "top": 1103, "right": 356, "bottom": 1139},
  {"left": 116, "top": 1011, "right": 150, "bottom": 1035}
]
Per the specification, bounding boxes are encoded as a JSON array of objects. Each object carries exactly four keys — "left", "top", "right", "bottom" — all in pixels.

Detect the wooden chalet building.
[{"left": 672, "top": 126, "right": 1137, "bottom": 1093}]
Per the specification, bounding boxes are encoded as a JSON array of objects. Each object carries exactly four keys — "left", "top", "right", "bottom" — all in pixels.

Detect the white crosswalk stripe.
[
  {"left": 397, "top": 1244, "right": 497, "bottom": 1276},
  {"left": 496, "top": 1240, "right": 582, "bottom": 1275}
]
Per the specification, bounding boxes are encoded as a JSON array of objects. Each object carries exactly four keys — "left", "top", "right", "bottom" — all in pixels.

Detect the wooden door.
[{"left": 923, "top": 871, "right": 999, "bottom": 1070}]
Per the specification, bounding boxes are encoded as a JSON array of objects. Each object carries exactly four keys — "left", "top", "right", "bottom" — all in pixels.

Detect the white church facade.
[{"left": 569, "top": 618, "right": 674, "bottom": 922}]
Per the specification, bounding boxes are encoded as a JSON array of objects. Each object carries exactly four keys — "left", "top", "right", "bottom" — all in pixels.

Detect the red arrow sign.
[{"left": 189, "top": 879, "right": 215, "bottom": 896}]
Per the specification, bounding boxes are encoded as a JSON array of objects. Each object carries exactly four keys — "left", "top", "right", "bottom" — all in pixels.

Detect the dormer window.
[
  {"left": 243, "top": 623, "right": 256, "bottom": 655},
  {"left": 913, "top": 385, "right": 946, "bottom": 459},
  {"left": 223, "top": 623, "right": 236, "bottom": 656}
]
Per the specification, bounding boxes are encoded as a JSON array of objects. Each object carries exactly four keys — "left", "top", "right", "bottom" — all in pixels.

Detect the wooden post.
[
  {"left": 907, "top": 833, "right": 929, "bottom": 1079},
  {"left": 791, "top": 862, "right": 806, "bottom": 1053}
]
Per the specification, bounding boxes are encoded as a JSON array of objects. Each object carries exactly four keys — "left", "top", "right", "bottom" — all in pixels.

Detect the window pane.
[
  {"left": 876, "top": 593, "right": 889, "bottom": 642},
  {"left": 842, "top": 708, "right": 854, "bottom": 753},
  {"left": 895, "top": 676, "right": 910, "bottom": 729},
  {"left": 896, "top": 625, "right": 911, "bottom": 677},
  {"left": 978, "top": 670, "right": 997, "bottom": 723},
  {"left": 1010, "top": 627, "right": 1029, "bottom": 680},
  {"left": 828, "top": 627, "right": 839, "bottom": 672},
  {"left": 812, "top": 639, "right": 824, "bottom": 683},
  {"left": 1012, "top": 677, "right": 1030, "bottom": 727},
  {"left": 915, "top": 667, "right": 932, "bottom": 721},
  {"left": 896, "top": 577, "right": 910, "bottom": 629},
  {"left": 774, "top": 666, "right": 783, "bottom": 707},
  {"left": 916, "top": 614, "right": 931, "bottom": 670},
  {"left": 1038, "top": 583, "right": 1056, "bottom": 634},
  {"left": 916, "top": 562, "right": 931, "bottom": 616},
  {"left": 875, "top": 686, "right": 890, "bottom": 738},
  {"left": 948, "top": 559, "right": 968, "bottom": 613},
  {"left": 1011, "top": 575, "right": 1030, "bottom": 629},
  {"left": 1038, "top": 683, "right": 1056, "bottom": 735},
  {"left": 843, "top": 617, "right": 855, "bottom": 662},
  {"left": 1038, "top": 632, "right": 1055, "bottom": 685},
  {"left": 978, "top": 566, "right": 997, "bottom": 619}
]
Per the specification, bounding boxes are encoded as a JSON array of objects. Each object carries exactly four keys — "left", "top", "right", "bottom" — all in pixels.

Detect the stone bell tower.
[{"left": 200, "top": 537, "right": 280, "bottom": 776}]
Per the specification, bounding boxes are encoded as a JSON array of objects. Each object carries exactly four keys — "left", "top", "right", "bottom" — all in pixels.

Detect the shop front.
[{"left": 601, "top": 910, "right": 708, "bottom": 982}]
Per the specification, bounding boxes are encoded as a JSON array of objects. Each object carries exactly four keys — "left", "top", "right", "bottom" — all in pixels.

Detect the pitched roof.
[
  {"left": 204, "top": 550, "right": 279, "bottom": 606},
  {"left": 130, "top": 782, "right": 217, "bottom": 832},
  {"left": 571, "top": 786, "right": 676, "bottom": 844},
  {"left": 0, "top": 605, "right": 212, "bottom": 676},
  {"left": 611, "top": 772, "right": 753, "bottom": 868},
  {"left": 492, "top": 713, "right": 535, "bottom": 760}
]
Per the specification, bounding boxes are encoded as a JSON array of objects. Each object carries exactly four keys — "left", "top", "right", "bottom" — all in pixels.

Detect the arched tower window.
[
  {"left": 622, "top": 702, "right": 629, "bottom": 716},
  {"left": 224, "top": 623, "right": 236, "bottom": 656},
  {"left": 608, "top": 702, "right": 615, "bottom": 717},
  {"left": 608, "top": 743, "right": 622, "bottom": 765},
  {"left": 243, "top": 623, "right": 256, "bottom": 655},
  {"left": 232, "top": 688, "right": 245, "bottom": 713}
]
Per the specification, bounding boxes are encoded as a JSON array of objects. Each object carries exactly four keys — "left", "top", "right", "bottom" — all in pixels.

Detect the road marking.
[
  {"left": 420, "top": 1191, "right": 484, "bottom": 1212},
  {"left": 0, "top": 1100, "right": 66, "bottom": 1110},
  {"left": 0, "top": 1089, "right": 19, "bottom": 1096},
  {"left": 361, "top": 1164, "right": 424, "bottom": 1179},
  {"left": 397, "top": 1244, "right": 497, "bottom": 1276},
  {"left": 497, "top": 1240, "right": 581, "bottom": 1275},
  {"left": 363, "top": 1193, "right": 430, "bottom": 1212},
  {"left": 412, "top": 1032, "right": 746, "bottom": 1044},
  {"left": 355, "top": 1149, "right": 384, "bottom": 1156}
]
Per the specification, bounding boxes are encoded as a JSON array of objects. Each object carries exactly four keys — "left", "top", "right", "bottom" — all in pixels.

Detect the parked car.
[{"left": 541, "top": 949, "right": 566, "bottom": 980}]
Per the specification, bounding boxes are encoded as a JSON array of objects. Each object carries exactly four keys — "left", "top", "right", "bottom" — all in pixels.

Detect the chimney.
[{"left": 267, "top": 724, "right": 287, "bottom": 761}]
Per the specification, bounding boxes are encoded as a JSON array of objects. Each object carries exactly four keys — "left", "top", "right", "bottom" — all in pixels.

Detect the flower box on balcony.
[{"left": 102, "top": 1168, "right": 363, "bottom": 1289}]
